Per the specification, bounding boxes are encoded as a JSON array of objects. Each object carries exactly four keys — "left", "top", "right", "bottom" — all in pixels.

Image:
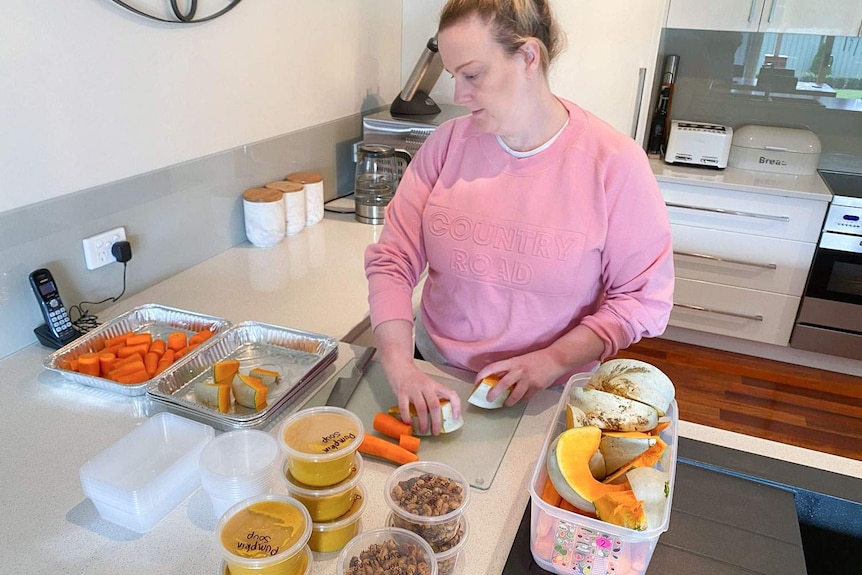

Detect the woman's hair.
[{"left": 439, "top": 0, "right": 565, "bottom": 73}]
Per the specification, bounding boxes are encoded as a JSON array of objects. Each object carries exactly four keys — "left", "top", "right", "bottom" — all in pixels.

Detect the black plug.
[{"left": 111, "top": 240, "right": 133, "bottom": 263}]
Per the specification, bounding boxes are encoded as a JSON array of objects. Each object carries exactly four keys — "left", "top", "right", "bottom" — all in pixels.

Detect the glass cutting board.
[{"left": 302, "top": 359, "right": 527, "bottom": 490}]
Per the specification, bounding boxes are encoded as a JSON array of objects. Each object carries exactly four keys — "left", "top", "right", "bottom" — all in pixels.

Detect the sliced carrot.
[
  {"left": 154, "top": 349, "right": 176, "bottom": 376},
  {"left": 540, "top": 476, "right": 562, "bottom": 507},
  {"left": 108, "top": 359, "right": 147, "bottom": 379},
  {"left": 103, "top": 342, "right": 124, "bottom": 357},
  {"left": 144, "top": 351, "right": 160, "bottom": 378},
  {"left": 175, "top": 343, "right": 199, "bottom": 359},
  {"left": 104, "top": 331, "right": 134, "bottom": 348},
  {"left": 167, "top": 331, "right": 188, "bottom": 352},
  {"left": 358, "top": 435, "right": 418, "bottom": 465},
  {"left": 398, "top": 434, "right": 421, "bottom": 454},
  {"left": 188, "top": 329, "right": 214, "bottom": 346},
  {"left": 107, "top": 352, "right": 144, "bottom": 373},
  {"left": 69, "top": 358, "right": 80, "bottom": 372},
  {"left": 148, "top": 338, "right": 167, "bottom": 356},
  {"left": 125, "top": 332, "right": 153, "bottom": 347},
  {"left": 117, "top": 343, "right": 149, "bottom": 359},
  {"left": 114, "top": 369, "right": 150, "bottom": 384},
  {"left": 77, "top": 353, "right": 101, "bottom": 376},
  {"left": 99, "top": 352, "right": 117, "bottom": 375},
  {"left": 373, "top": 412, "right": 413, "bottom": 439}
]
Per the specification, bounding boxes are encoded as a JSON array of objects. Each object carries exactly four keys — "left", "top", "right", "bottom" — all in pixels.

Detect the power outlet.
[{"left": 83, "top": 227, "right": 127, "bottom": 270}]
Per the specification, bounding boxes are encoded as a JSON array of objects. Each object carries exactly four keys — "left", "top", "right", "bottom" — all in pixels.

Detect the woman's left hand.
[{"left": 474, "top": 349, "right": 565, "bottom": 406}]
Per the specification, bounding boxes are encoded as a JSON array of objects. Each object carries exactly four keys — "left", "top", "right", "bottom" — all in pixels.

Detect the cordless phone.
[{"left": 29, "top": 268, "right": 81, "bottom": 349}]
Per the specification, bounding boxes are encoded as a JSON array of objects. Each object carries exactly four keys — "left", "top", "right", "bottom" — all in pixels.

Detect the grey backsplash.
[
  {"left": 0, "top": 113, "right": 364, "bottom": 359},
  {"left": 658, "top": 29, "right": 862, "bottom": 173}
]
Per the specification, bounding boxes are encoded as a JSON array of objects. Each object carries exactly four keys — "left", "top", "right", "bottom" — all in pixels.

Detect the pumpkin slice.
[
  {"left": 546, "top": 426, "right": 629, "bottom": 513},
  {"left": 603, "top": 436, "right": 668, "bottom": 484},
  {"left": 568, "top": 386, "right": 659, "bottom": 432},
  {"left": 231, "top": 373, "right": 268, "bottom": 410},
  {"left": 213, "top": 359, "right": 240, "bottom": 385},
  {"left": 586, "top": 359, "right": 675, "bottom": 416},
  {"left": 565, "top": 403, "right": 589, "bottom": 429},
  {"left": 593, "top": 490, "right": 648, "bottom": 531},
  {"left": 249, "top": 367, "right": 280, "bottom": 387},
  {"left": 388, "top": 399, "right": 464, "bottom": 436},
  {"left": 194, "top": 381, "right": 231, "bottom": 413},
  {"left": 599, "top": 433, "right": 657, "bottom": 475},
  {"left": 467, "top": 374, "right": 510, "bottom": 409},
  {"left": 649, "top": 420, "right": 672, "bottom": 436},
  {"left": 626, "top": 466, "right": 670, "bottom": 530}
]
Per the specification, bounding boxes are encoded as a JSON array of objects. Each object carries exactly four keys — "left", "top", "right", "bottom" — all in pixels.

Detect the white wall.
[{"left": 0, "top": 0, "right": 402, "bottom": 214}]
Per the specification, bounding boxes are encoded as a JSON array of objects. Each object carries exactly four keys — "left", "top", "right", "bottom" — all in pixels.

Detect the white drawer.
[
  {"left": 669, "top": 277, "right": 801, "bottom": 346},
  {"left": 660, "top": 181, "right": 828, "bottom": 242},
  {"left": 671, "top": 224, "right": 816, "bottom": 296}
]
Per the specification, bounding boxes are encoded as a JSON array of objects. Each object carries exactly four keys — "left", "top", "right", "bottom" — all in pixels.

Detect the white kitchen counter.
[
  {"left": 1, "top": 213, "right": 859, "bottom": 575},
  {"left": 650, "top": 157, "right": 833, "bottom": 202}
]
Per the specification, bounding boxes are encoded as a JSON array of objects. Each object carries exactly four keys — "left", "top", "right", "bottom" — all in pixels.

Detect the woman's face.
[{"left": 438, "top": 15, "right": 529, "bottom": 137}]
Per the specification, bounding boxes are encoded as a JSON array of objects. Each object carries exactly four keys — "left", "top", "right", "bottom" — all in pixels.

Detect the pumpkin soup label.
[
  {"left": 283, "top": 411, "right": 360, "bottom": 455},
  {"left": 220, "top": 501, "right": 305, "bottom": 560}
]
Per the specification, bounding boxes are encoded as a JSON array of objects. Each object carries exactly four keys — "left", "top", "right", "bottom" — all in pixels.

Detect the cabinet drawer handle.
[
  {"left": 666, "top": 202, "right": 790, "bottom": 222},
  {"left": 673, "top": 302, "right": 764, "bottom": 322},
  {"left": 631, "top": 67, "right": 647, "bottom": 139},
  {"left": 766, "top": 0, "right": 777, "bottom": 23},
  {"left": 674, "top": 250, "right": 777, "bottom": 270},
  {"left": 748, "top": 0, "right": 757, "bottom": 23}
]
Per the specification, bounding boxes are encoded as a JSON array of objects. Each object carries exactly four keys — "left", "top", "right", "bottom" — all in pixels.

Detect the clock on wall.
[{"left": 108, "top": 0, "right": 244, "bottom": 24}]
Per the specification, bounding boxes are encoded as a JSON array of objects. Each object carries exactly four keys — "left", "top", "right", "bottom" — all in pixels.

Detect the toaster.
[{"left": 663, "top": 121, "right": 733, "bottom": 169}]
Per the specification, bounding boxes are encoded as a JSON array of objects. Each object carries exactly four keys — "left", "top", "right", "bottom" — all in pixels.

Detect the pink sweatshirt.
[{"left": 365, "top": 98, "right": 674, "bottom": 375}]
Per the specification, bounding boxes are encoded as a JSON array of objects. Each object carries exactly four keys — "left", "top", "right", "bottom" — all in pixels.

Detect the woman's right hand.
[{"left": 373, "top": 319, "right": 462, "bottom": 436}]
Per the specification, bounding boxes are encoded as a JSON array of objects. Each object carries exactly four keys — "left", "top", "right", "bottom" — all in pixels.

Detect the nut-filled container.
[
  {"left": 384, "top": 460, "right": 471, "bottom": 548},
  {"left": 388, "top": 512, "right": 469, "bottom": 575},
  {"left": 281, "top": 452, "right": 364, "bottom": 522},
  {"left": 217, "top": 493, "right": 312, "bottom": 575},
  {"left": 278, "top": 406, "right": 364, "bottom": 487},
  {"left": 336, "top": 527, "right": 438, "bottom": 575}
]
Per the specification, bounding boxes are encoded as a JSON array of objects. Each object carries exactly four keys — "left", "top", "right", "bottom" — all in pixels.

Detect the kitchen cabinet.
[
  {"left": 666, "top": 0, "right": 862, "bottom": 36},
  {"left": 661, "top": 180, "right": 827, "bottom": 346}
]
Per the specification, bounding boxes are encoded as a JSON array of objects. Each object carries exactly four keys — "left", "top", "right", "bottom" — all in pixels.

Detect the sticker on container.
[{"left": 550, "top": 521, "right": 625, "bottom": 574}]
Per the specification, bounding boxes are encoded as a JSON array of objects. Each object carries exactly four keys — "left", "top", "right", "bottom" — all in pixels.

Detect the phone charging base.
[{"left": 34, "top": 324, "right": 80, "bottom": 350}]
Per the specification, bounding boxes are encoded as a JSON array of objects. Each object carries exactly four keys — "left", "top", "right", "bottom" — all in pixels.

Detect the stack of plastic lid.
[
  {"left": 80, "top": 412, "right": 215, "bottom": 533},
  {"left": 199, "top": 429, "right": 280, "bottom": 518}
]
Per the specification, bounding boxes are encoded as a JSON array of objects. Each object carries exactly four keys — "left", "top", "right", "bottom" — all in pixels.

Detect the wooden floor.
[{"left": 610, "top": 338, "right": 862, "bottom": 462}]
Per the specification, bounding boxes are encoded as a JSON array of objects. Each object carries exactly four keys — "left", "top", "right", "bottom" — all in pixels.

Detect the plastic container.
[
  {"left": 308, "top": 483, "right": 366, "bottom": 553},
  {"left": 278, "top": 406, "right": 364, "bottom": 487},
  {"left": 336, "top": 527, "right": 438, "bottom": 575},
  {"left": 217, "top": 493, "right": 312, "bottom": 575},
  {"left": 199, "top": 430, "right": 280, "bottom": 518},
  {"left": 281, "top": 452, "right": 364, "bottom": 522},
  {"left": 79, "top": 412, "right": 214, "bottom": 533},
  {"left": 384, "top": 460, "right": 470, "bottom": 548},
  {"left": 220, "top": 546, "right": 312, "bottom": 575},
  {"left": 528, "top": 373, "right": 679, "bottom": 575},
  {"left": 387, "top": 513, "right": 469, "bottom": 575}
]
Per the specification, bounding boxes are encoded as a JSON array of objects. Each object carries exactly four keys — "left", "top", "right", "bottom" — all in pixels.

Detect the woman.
[{"left": 365, "top": 0, "right": 674, "bottom": 435}]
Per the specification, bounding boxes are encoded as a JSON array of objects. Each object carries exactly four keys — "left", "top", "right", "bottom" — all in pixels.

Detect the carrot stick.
[
  {"left": 114, "top": 369, "right": 150, "bottom": 384},
  {"left": 144, "top": 352, "right": 160, "bottom": 378},
  {"left": 167, "top": 331, "right": 188, "bottom": 352},
  {"left": 103, "top": 342, "right": 124, "bottom": 357},
  {"left": 108, "top": 359, "right": 147, "bottom": 379},
  {"left": 358, "top": 435, "right": 418, "bottom": 465},
  {"left": 99, "top": 352, "right": 117, "bottom": 375},
  {"left": 154, "top": 349, "right": 176, "bottom": 376},
  {"left": 77, "top": 353, "right": 101, "bottom": 376},
  {"left": 398, "top": 434, "right": 420, "bottom": 454},
  {"left": 188, "top": 329, "right": 214, "bottom": 346},
  {"left": 175, "top": 343, "right": 199, "bottom": 359},
  {"left": 125, "top": 332, "right": 152, "bottom": 347},
  {"left": 373, "top": 412, "right": 413, "bottom": 439},
  {"left": 107, "top": 352, "right": 144, "bottom": 373},
  {"left": 117, "top": 343, "right": 149, "bottom": 359},
  {"left": 148, "top": 338, "right": 167, "bottom": 356},
  {"left": 104, "top": 331, "right": 134, "bottom": 348}
]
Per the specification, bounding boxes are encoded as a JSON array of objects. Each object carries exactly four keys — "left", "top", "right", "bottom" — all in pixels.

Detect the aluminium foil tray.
[
  {"left": 43, "top": 304, "right": 232, "bottom": 397},
  {"left": 147, "top": 321, "right": 338, "bottom": 430}
]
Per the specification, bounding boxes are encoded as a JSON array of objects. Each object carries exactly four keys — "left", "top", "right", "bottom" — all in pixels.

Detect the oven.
[{"left": 790, "top": 171, "right": 862, "bottom": 360}]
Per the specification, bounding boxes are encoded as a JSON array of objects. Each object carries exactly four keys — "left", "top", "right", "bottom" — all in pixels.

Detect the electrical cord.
[
  {"left": 68, "top": 243, "right": 131, "bottom": 333},
  {"left": 323, "top": 192, "right": 357, "bottom": 214},
  {"left": 109, "top": 0, "right": 243, "bottom": 24}
]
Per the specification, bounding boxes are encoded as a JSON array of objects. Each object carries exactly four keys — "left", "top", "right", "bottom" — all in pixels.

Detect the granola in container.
[
  {"left": 384, "top": 461, "right": 470, "bottom": 548},
  {"left": 43, "top": 304, "right": 231, "bottom": 397}
]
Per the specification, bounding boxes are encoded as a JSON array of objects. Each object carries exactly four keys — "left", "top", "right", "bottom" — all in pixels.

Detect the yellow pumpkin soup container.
[
  {"left": 278, "top": 406, "right": 364, "bottom": 487},
  {"left": 308, "top": 483, "right": 366, "bottom": 553},
  {"left": 281, "top": 452, "right": 364, "bottom": 522},
  {"left": 216, "top": 494, "right": 311, "bottom": 575}
]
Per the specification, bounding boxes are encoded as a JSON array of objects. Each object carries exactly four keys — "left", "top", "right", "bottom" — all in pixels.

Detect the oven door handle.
[
  {"left": 674, "top": 250, "right": 777, "bottom": 270},
  {"left": 673, "top": 302, "right": 764, "bottom": 322},
  {"left": 666, "top": 202, "right": 790, "bottom": 222}
]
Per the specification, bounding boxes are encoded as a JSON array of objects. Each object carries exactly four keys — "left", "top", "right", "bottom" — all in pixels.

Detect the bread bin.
[{"left": 728, "top": 125, "right": 821, "bottom": 175}]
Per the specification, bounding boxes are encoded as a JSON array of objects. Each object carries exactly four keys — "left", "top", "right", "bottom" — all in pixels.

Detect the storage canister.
[
  {"left": 265, "top": 180, "right": 306, "bottom": 236},
  {"left": 286, "top": 171, "right": 325, "bottom": 227},
  {"left": 727, "top": 125, "right": 821, "bottom": 175},
  {"left": 242, "top": 188, "right": 285, "bottom": 248}
]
